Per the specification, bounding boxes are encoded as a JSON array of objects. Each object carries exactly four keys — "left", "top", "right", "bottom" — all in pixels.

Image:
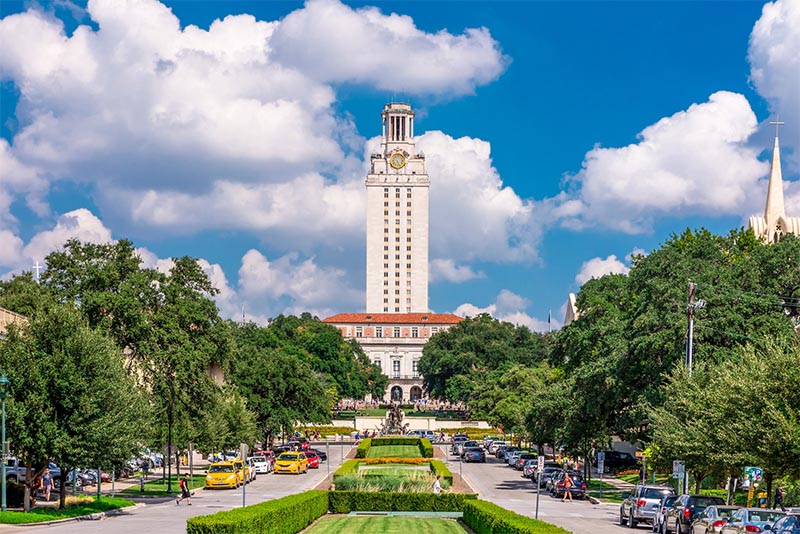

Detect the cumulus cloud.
[
  {"left": 270, "top": 0, "right": 508, "bottom": 95},
  {"left": 562, "top": 91, "right": 767, "bottom": 233},
  {"left": 574, "top": 254, "right": 630, "bottom": 286},
  {"left": 0, "top": 0, "right": 507, "bottom": 244},
  {"left": 430, "top": 259, "right": 484, "bottom": 283},
  {"left": 749, "top": 0, "right": 800, "bottom": 162},
  {"left": 0, "top": 139, "right": 49, "bottom": 229},
  {"left": 413, "top": 131, "right": 541, "bottom": 262},
  {"left": 453, "top": 289, "right": 551, "bottom": 332}
]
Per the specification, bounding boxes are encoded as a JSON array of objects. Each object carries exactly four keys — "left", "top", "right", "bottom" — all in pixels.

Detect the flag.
[{"left": 548, "top": 309, "right": 552, "bottom": 333}]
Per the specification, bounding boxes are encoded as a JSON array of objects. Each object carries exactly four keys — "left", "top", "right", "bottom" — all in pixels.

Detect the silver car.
[{"left": 620, "top": 485, "right": 676, "bottom": 528}]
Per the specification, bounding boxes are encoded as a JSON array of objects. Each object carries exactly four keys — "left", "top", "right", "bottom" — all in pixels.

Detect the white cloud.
[
  {"left": 24, "top": 209, "right": 114, "bottom": 264},
  {"left": 270, "top": 0, "right": 508, "bottom": 95},
  {"left": 563, "top": 91, "right": 767, "bottom": 233},
  {"left": 414, "top": 131, "right": 542, "bottom": 262},
  {"left": 430, "top": 259, "right": 484, "bottom": 283},
  {"left": 453, "top": 289, "right": 552, "bottom": 332},
  {"left": 749, "top": 0, "right": 800, "bottom": 162},
  {"left": 0, "top": 139, "right": 49, "bottom": 230},
  {"left": 574, "top": 254, "right": 630, "bottom": 286},
  {"left": 0, "top": 0, "right": 507, "bottom": 245}
]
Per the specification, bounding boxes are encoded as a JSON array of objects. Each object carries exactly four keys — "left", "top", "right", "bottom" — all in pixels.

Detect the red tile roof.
[{"left": 323, "top": 312, "right": 463, "bottom": 325}]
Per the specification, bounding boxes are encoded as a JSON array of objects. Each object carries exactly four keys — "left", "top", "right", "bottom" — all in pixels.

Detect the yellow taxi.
[
  {"left": 205, "top": 461, "right": 244, "bottom": 489},
  {"left": 273, "top": 452, "right": 309, "bottom": 475},
  {"left": 233, "top": 459, "right": 251, "bottom": 483}
]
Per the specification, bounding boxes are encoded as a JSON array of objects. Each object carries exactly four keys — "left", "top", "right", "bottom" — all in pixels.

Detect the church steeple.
[{"left": 764, "top": 119, "right": 786, "bottom": 241}]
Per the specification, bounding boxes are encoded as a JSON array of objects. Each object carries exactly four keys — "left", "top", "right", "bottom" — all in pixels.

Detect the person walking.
[
  {"left": 41, "top": 467, "right": 53, "bottom": 502},
  {"left": 432, "top": 475, "right": 443, "bottom": 494},
  {"left": 562, "top": 472, "right": 574, "bottom": 502},
  {"left": 176, "top": 474, "right": 192, "bottom": 506},
  {"left": 774, "top": 484, "right": 786, "bottom": 512}
]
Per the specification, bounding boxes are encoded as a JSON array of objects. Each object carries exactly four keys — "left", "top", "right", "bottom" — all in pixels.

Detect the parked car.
[
  {"left": 654, "top": 495, "right": 679, "bottom": 534},
  {"left": 250, "top": 456, "right": 272, "bottom": 475},
  {"left": 456, "top": 440, "right": 480, "bottom": 457},
  {"left": 719, "top": 508, "right": 786, "bottom": 534},
  {"left": 245, "top": 458, "right": 257, "bottom": 481},
  {"left": 273, "top": 452, "right": 309, "bottom": 475},
  {"left": 309, "top": 448, "right": 327, "bottom": 462},
  {"left": 515, "top": 452, "right": 537, "bottom": 470},
  {"left": 483, "top": 436, "right": 500, "bottom": 449},
  {"left": 551, "top": 471, "right": 586, "bottom": 499},
  {"left": 522, "top": 459, "right": 538, "bottom": 478},
  {"left": 304, "top": 450, "right": 320, "bottom": 469},
  {"left": 690, "top": 505, "right": 740, "bottom": 534},
  {"left": 620, "top": 485, "right": 677, "bottom": 529},
  {"left": 594, "top": 450, "right": 639, "bottom": 473},
  {"left": 771, "top": 515, "right": 800, "bottom": 534},
  {"left": 489, "top": 441, "right": 509, "bottom": 455},
  {"left": 665, "top": 495, "right": 726, "bottom": 534},
  {"left": 463, "top": 447, "right": 486, "bottom": 463},
  {"left": 534, "top": 467, "right": 563, "bottom": 488},
  {"left": 496, "top": 445, "right": 520, "bottom": 460},
  {"left": 451, "top": 435, "right": 469, "bottom": 454},
  {"left": 205, "top": 461, "right": 243, "bottom": 489},
  {"left": 506, "top": 450, "right": 523, "bottom": 466}
]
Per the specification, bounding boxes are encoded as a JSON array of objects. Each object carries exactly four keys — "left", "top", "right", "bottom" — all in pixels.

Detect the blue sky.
[{"left": 0, "top": 0, "right": 798, "bottom": 329}]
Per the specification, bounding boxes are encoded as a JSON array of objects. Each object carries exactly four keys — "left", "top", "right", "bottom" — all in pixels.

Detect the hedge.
[
  {"left": 429, "top": 460, "right": 453, "bottom": 485},
  {"left": 355, "top": 438, "right": 371, "bottom": 458},
  {"left": 463, "top": 499, "right": 571, "bottom": 534},
  {"left": 186, "top": 489, "right": 328, "bottom": 534},
  {"left": 419, "top": 438, "right": 434, "bottom": 458},
  {"left": 328, "top": 491, "right": 477, "bottom": 514},
  {"left": 332, "top": 460, "right": 360, "bottom": 485}
]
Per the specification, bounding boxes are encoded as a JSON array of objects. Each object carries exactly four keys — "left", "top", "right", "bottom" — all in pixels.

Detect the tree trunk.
[
  {"left": 726, "top": 476, "right": 736, "bottom": 505},
  {"left": 765, "top": 472, "right": 774, "bottom": 509},
  {"left": 59, "top": 470, "right": 67, "bottom": 509}
]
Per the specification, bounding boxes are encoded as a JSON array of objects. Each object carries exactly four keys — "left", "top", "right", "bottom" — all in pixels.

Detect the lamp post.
[{"left": 0, "top": 374, "right": 9, "bottom": 512}]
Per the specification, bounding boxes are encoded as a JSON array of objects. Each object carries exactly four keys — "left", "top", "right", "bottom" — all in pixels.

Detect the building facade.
[
  {"left": 322, "top": 312, "right": 461, "bottom": 402},
  {"left": 324, "top": 103, "right": 462, "bottom": 401},
  {"left": 749, "top": 122, "right": 798, "bottom": 243},
  {"left": 366, "top": 103, "right": 429, "bottom": 313}
]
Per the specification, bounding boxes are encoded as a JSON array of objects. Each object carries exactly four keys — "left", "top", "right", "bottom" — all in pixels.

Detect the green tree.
[{"left": 0, "top": 305, "right": 149, "bottom": 509}]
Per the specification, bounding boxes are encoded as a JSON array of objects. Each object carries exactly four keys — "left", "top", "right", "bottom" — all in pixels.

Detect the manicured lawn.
[
  {"left": 0, "top": 497, "right": 134, "bottom": 524},
  {"left": 361, "top": 466, "right": 429, "bottom": 477},
  {"left": 586, "top": 478, "right": 621, "bottom": 491},
  {"left": 305, "top": 516, "right": 467, "bottom": 533},
  {"left": 366, "top": 445, "right": 421, "bottom": 458},
  {"left": 618, "top": 473, "right": 670, "bottom": 485},
  {"left": 120, "top": 474, "right": 206, "bottom": 496},
  {"left": 587, "top": 490, "right": 626, "bottom": 503}
]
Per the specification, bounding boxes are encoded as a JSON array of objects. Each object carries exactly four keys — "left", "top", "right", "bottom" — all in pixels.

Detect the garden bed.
[{"left": 304, "top": 515, "right": 467, "bottom": 533}]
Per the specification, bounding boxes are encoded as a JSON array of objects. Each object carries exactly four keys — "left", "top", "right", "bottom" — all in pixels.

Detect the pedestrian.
[
  {"left": 41, "top": 467, "right": 53, "bottom": 502},
  {"left": 562, "top": 472, "right": 574, "bottom": 502},
  {"left": 176, "top": 474, "right": 192, "bottom": 506},
  {"left": 142, "top": 459, "right": 150, "bottom": 480},
  {"left": 432, "top": 474, "right": 443, "bottom": 494},
  {"left": 774, "top": 484, "right": 786, "bottom": 512}
]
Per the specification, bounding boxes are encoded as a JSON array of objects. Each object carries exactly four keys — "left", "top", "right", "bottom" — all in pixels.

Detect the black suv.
[
  {"left": 593, "top": 450, "right": 639, "bottom": 473},
  {"left": 664, "top": 494, "right": 725, "bottom": 534}
]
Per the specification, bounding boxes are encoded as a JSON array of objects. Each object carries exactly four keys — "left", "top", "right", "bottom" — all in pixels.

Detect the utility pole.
[{"left": 686, "top": 282, "right": 705, "bottom": 377}]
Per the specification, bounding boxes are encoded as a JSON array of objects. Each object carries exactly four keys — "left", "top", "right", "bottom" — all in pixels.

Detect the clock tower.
[{"left": 366, "top": 103, "right": 429, "bottom": 313}]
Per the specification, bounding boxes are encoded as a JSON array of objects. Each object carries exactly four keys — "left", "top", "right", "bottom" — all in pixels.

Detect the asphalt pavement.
[{"left": 0, "top": 442, "right": 354, "bottom": 534}]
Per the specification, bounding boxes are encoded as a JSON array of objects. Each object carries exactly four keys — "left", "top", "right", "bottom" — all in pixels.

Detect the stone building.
[
  {"left": 749, "top": 121, "right": 798, "bottom": 243},
  {"left": 324, "top": 102, "right": 463, "bottom": 401}
]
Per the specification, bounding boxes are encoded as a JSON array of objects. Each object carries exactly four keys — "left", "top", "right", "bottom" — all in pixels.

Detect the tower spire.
[{"left": 764, "top": 117, "right": 786, "bottom": 236}]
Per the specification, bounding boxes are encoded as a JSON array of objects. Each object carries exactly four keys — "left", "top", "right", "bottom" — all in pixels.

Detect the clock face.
[{"left": 390, "top": 152, "right": 406, "bottom": 169}]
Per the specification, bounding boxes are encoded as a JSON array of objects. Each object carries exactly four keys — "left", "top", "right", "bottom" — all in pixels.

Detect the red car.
[{"left": 304, "top": 450, "right": 320, "bottom": 469}]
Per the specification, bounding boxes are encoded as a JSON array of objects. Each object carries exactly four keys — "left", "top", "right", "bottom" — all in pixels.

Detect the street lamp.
[{"left": 0, "top": 374, "right": 9, "bottom": 512}]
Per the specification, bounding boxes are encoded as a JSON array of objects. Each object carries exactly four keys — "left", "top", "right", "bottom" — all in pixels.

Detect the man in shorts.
[{"left": 176, "top": 474, "right": 192, "bottom": 505}]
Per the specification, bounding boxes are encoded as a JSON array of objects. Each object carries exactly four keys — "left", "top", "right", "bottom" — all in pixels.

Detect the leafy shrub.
[
  {"left": 429, "top": 460, "right": 453, "bottom": 485},
  {"left": 332, "top": 460, "right": 360, "bottom": 485},
  {"left": 356, "top": 438, "right": 372, "bottom": 458},
  {"left": 328, "top": 491, "right": 476, "bottom": 513},
  {"left": 371, "top": 437, "right": 421, "bottom": 446},
  {"left": 420, "top": 438, "right": 434, "bottom": 458},
  {"left": 186, "top": 490, "right": 328, "bottom": 534},
  {"left": 333, "top": 473, "right": 434, "bottom": 493},
  {"left": 463, "top": 500, "right": 571, "bottom": 534},
  {"left": 6, "top": 481, "right": 25, "bottom": 508}
]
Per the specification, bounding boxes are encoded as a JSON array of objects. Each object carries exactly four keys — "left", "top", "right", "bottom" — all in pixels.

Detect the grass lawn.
[
  {"left": 586, "top": 478, "right": 621, "bottom": 491},
  {"left": 587, "top": 490, "right": 626, "bottom": 503},
  {"left": 120, "top": 474, "right": 207, "bottom": 496},
  {"left": 618, "top": 473, "right": 671, "bottom": 485},
  {"left": 360, "top": 466, "right": 429, "bottom": 477},
  {"left": 366, "top": 445, "right": 421, "bottom": 458},
  {"left": 0, "top": 497, "right": 134, "bottom": 524},
  {"left": 305, "top": 516, "right": 467, "bottom": 533}
]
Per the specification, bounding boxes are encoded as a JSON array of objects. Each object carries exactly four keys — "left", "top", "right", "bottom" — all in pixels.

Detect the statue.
[{"left": 381, "top": 401, "right": 409, "bottom": 435}]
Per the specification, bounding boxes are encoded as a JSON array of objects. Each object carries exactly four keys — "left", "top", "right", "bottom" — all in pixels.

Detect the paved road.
[
  {"left": 444, "top": 450, "right": 631, "bottom": 534},
  {"left": 0, "top": 443, "right": 354, "bottom": 534}
]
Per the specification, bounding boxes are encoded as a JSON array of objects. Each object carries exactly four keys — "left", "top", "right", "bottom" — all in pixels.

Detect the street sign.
[
  {"left": 537, "top": 455, "right": 545, "bottom": 471},
  {"left": 597, "top": 451, "right": 605, "bottom": 473},
  {"left": 743, "top": 466, "right": 763, "bottom": 485},
  {"left": 672, "top": 460, "right": 685, "bottom": 479}
]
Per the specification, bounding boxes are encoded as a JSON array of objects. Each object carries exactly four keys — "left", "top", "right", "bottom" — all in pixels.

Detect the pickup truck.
[{"left": 5, "top": 458, "right": 61, "bottom": 485}]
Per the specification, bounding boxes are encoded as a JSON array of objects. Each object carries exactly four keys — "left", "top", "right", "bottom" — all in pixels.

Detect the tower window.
[
  {"left": 407, "top": 211, "right": 411, "bottom": 216},
  {"left": 407, "top": 202, "right": 411, "bottom": 207},
  {"left": 395, "top": 202, "right": 400, "bottom": 207},
  {"left": 395, "top": 307, "right": 401, "bottom": 312}
]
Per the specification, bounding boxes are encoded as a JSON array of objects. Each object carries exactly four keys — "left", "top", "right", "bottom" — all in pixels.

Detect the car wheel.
[
  {"left": 629, "top": 514, "right": 638, "bottom": 528},
  {"left": 620, "top": 510, "right": 628, "bottom": 526}
]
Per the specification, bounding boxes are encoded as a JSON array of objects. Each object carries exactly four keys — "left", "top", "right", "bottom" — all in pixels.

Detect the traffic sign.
[
  {"left": 743, "top": 466, "right": 763, "bottom": 483},
  {"left": 597, "top": 451, "right": 605, "bottom": 473},
  {"left": 537, "top": 455, "right": 545, "bottom": 471},
  {"left": 672, "top": 460, "right": 685, "bottom": 479}
]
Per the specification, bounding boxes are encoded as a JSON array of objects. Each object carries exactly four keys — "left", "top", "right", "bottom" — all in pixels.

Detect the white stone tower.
[
  {"left": 366, "top": 103, "right": 429, "bottom": 313},
  {"left": 748, "top": 119, "right": 800, "bottom": 243}
]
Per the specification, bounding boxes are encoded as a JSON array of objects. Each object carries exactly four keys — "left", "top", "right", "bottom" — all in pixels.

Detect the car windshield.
[
  {"left": 690, "top": 497, "right": 725, "bottom": 507},
  {"left": 717, "top": 508, "right": 737, "bottom": 518},
  {"left": 209, "top": 464, "right": 233, "bottom": 473},
  {"left": 749, "top": 511, "right": 785, "bottom": 522},
  {"left": 279, "top": 454, "right": 299, "bottom": 461},
  {"left": 644, "top": 488, "right": 674, "bottom": 499}
]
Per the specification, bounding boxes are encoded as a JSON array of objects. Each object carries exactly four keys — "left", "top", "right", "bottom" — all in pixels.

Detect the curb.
[{"left": 13, "top": 502, "right": 145, "bottom": 527}]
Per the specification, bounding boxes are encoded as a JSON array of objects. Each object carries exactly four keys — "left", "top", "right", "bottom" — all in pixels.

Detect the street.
[
  {"left": 0, "top": 443, "right": 354, "bottom": 534},
  {"left": 442, "top": 448, "right": 627, "bottom": 534}
]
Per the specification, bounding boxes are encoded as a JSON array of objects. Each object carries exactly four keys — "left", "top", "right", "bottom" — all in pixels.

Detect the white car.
[
  {"left": 246, "top": 458, "right": 257, "bottom": 481},
  {"left": 250, "top": 456, "right": 272, "bottom": 475},
  {"left": 489, "top": 441, "right": 509, "bottom": 454}
]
